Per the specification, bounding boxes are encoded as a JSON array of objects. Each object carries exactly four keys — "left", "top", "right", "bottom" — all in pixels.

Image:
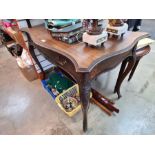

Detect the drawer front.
[{"left": 36, "top": 45, "right": 82, "bottom": 82}]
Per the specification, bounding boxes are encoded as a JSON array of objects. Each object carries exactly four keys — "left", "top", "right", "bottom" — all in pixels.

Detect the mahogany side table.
[{"left": 22, "top": 25, "right": 149, "bottom": 132}]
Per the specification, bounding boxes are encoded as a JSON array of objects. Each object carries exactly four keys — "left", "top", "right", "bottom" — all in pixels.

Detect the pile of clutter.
[{"left": 45, "top": 19, "right": 129, "bottom": 46}]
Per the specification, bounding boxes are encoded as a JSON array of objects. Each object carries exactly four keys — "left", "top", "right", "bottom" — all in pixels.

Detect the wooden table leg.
[
  {"left": 114, "top": 45, "right": 137, "bottom": 99},
  {"left": 128, "top": 59, "right": 140, "bottom": 81},
  {"left": 79, "top": 73, "right": 91, "bottom": 132},
  {"left": 114, "top": 58, "right": 128, "bottom": 94},
  {"left": 114, "top": 56, "right": 135, "bottom": 98}
]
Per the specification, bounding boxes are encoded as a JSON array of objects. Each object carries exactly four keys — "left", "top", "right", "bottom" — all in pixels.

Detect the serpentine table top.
[{"left": 22, "top": 25, "right": 149, "bottom": 72}]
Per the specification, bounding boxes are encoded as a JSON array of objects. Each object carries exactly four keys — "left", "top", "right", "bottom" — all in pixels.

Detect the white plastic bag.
[{"left": 21, "top": 49, "right": 33, "bottom": 67}]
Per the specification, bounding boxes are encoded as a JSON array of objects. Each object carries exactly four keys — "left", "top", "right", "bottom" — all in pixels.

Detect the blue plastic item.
[
  {"left": 41, "top": 79, "right": 56, "bottom": 99},
  {"left": 41, "top": 70, "right": 74, "bottom": 99}
]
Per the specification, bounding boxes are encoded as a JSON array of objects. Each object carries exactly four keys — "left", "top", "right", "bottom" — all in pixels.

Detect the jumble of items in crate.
[{"left": 41, "top": 66, "right": 119, "bottom": 117}]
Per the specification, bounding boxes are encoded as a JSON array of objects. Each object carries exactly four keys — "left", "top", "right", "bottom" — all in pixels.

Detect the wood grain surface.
[{"left": 22, "top": 25, "right": 149, "bottom": 72}]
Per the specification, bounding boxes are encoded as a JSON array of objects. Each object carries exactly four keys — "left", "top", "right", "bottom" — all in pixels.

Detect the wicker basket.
[
  {"left": 55, "top": 84, "right": 81, "bottom": 117},
  {"left": 55, "top": 84, "right": 92, "bottom": 117}
]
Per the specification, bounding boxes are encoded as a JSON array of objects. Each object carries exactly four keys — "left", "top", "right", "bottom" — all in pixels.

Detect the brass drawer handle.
[{"left": 57, "top": 60, "right": 67, "bottom": 66}]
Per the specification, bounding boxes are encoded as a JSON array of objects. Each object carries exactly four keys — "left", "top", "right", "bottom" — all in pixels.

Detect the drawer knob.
[{"left": 58, "top": 60, "right": 67, "bottom": 66}]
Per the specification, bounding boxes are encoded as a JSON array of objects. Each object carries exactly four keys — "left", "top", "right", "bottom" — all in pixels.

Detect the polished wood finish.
[
  {"left": 22, "top": 25, "right": 149, "bottom": 72},
  {"left": 22, "top": 25, "right": 149, "bottom": 132},
  {"left": 91, "top": 98, "right": 112, "bottom": 116},
  {"left": 92, "top": 88, "right": 119, "bottom": 113}
]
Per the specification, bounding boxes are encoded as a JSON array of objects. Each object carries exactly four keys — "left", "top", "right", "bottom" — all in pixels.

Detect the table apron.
[
  {"left": 35, "top": 45, "right": 84, "bottom": 82},
  {"left": 89, "top": 51, "right": 132, "bottom": 80}
]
